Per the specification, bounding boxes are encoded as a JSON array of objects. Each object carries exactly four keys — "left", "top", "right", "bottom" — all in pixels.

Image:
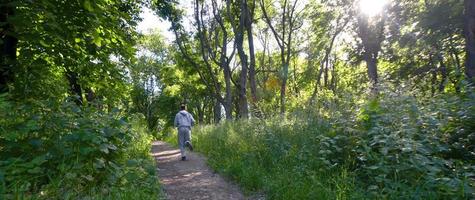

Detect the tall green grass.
[
  {"left": 188, "top": 91, "right": 474, "bottom": 200},
  {"left": 192, "top": 120, "right": 362, "bottom": 199}
]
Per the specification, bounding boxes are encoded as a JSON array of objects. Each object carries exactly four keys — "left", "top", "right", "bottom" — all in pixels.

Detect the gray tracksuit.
[{"left": 174, "top": 110, "right": 195, "bottom": 157}]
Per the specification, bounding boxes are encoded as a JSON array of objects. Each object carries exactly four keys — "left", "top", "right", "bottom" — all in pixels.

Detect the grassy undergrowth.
[
  {"left": 0, "top": 99, "right": 163, "bottom": 199},
  {"left": 186, "top": 91, "right": 475, "bottom": 199}
]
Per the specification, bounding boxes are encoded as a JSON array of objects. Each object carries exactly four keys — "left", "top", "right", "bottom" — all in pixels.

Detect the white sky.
[
  {"left": 135, "top": 0, "right": 330, "bottom": 59},
  {"left": 137, "top": 0, "right": 196, "bottom": 42},
  {"left": 137, "top": 7, "right": 174, "bottom": 42}
]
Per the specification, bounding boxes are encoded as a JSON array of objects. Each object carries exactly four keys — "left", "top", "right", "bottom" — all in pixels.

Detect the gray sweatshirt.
[{"left": 174, "top": 110, "right": 195, "bottom": 128}]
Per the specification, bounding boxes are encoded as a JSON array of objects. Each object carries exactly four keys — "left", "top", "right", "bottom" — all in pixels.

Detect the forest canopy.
[{"left": 1, "top": 0, "right": 474, "bottom": 199}]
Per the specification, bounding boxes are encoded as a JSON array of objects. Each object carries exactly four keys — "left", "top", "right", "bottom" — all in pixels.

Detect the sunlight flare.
[{"left": 359, "top": 0, "right": 388, "bottom": 17}]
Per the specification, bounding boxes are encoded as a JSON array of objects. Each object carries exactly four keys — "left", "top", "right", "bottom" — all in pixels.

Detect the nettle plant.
[
  {"left": 0, "top": 98, "right": 134, "bottom": 194},
  {"left": 350, "top": 91, "right": 475, "bottom": 198}
]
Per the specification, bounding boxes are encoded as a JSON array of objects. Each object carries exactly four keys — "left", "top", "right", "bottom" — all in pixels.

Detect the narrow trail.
[{"left": 151, "top": 141, "right": 248, "bottom": 200}]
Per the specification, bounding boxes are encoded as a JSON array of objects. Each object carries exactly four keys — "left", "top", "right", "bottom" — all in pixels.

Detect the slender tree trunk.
[
  {"left": 224, "top": 66, "right": 233, "bottom": 119},
  {"left": 447, "top": 37, "right": 462, "bottom": 93},
  {"left": 208, "top": 0, "right": 234, "bottom": 120},
  {"left": 310, "top": 60, "right": 324, "bottom": 103},
  {"left": 292, "top": 59, "right": 299, "bottom": 96},
  {"left": 324, "top": 60, "right": 329, "bottom": 88},
  {"left": 198, "top": 103, "right": 205, "bottom": 124},
  {"left": 357, "top": 14, "right": 384, "bottom": 94},
  {"left": 280, "top": 63, "right": 288, "bottom": 115},
  {"left": 310, "top": 22, "right": 343, "bottom": 103},
  {"left": 260, "top": 0, "right": 295, "bottom": 115},
  {"left": 247, "top": 25, "right": 258, "bottom": 103},
  {"left": 330, "top": 62, "right": 337, "bottom": 92},
  {"left": 365, "top": 54, "right": 379, "bottom": 92},
  {"left": 438, "top": 55, "right": 447, "bottom": 92},
  {"left": 65, "top": 69, "right": 83, "bottom": 106},
  {"left": 85, "top": 88, "right": 96, "bottom": 104},
  {"left": 213, "top": 100, "right": 221, "bottom": 123},
  {"left": 237, "top": 48, "right": 249, "bottom": 119},
  {"left": 0, "top": 3, "right": 17, "bottom": 94},
  {"left": 233, "top": 94, "right": 240, "bottom": 119},
  {"left": 429, "top": 54, "right": 437, "bottom": 96},
  {"left": 465, "top": 0, "right": 475, "bottom": 83},
  {"left": 246, "top": 0, "right": 258, "bottom": 103},
  {"left": 236, "top": 0, "right": 249, "bottom": 119},
  {"left": 431, "top": 69, "right": 437, "bottom": 96}
]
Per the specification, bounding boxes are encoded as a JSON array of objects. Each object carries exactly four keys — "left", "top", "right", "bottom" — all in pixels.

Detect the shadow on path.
[{"left": 151, "top": 141, "right": 247, "bottom": 200}]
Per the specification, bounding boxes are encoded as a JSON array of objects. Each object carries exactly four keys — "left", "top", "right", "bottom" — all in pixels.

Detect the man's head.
[{"left": 180, "top": 103, "right": 187, "bottom": 111}]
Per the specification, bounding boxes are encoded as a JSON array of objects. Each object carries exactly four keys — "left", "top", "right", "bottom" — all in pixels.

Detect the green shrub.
[
  {"left": 0, "top": 97, "right": 162, "bottom": 199},
  {"left": 188, "top": 90, "right": 475, "bottom": 199}
]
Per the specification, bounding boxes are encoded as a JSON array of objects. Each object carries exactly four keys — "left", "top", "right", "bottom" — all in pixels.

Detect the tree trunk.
[
  {"left": 236, "top": 0, "right": 249, "bottom": 119},
  {"left": 324, "top": 60, "right": 329, "bottom": 88},
  {"left": 66, "top": 69, "right": 83, "bottom": 106},
  {"left": 85, "top": 88, "right": 96, "bottom": 105},
  {"left": 260, "top": 0, "right": 296, "bottom": 115},
  {"left": 280, "top": 63, "right": 288, "bottom": 115},
  {"left": 224, "top": 65, "right": 233, "bottom": 120},
  {"left": 357, "top": 14, "right": 384, "bottom": 94},
  {"left": 431, "top": 69, "right": 437, "bottom": 96},
  {"left": 365, "top": 54, "right": 379, "bottom": 91},
  {"left": 465, "top": 0, "right": 475, "bottom": 83},
  {"left": 429, "top": 54, "right": 437, "bottom": 96},
  {"left": 448, "top": 37, "right": 462, "bottom": 93},
  {"left": 213, "top": 100, "right": 221, "bottom": 123},
  {"left": 198, "top": 103, "right": 205, "bottom": 124},
  {"left": 310, "top": 20, "right": 342, "bottom": 103},
  {"left": 438, "top": 55, "right": 447, "bottom": 92},
  {"left": 330, "top": 62, "right": 337, "bottom": 92},
  {"left": 246, "top": 0, "right": 258, "bottom": 103},
  {"left": 209, "top": 0, "right": 234, "bottom": 120},
  {"left": 0, "top": 3, "right": 17, "bottom": 94},
  {"left": 233, "top": 95, "right": 241, "bottom": 119},
  {"left": 309, "top": 60, "right": 324, "bottom": 103},
  {"left": 237, "top": 50, "right": 249, "bottom": 119}
]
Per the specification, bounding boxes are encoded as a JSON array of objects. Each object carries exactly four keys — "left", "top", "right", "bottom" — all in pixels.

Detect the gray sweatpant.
[{"left": 178, "top": 126, "right": 191, "bottom": 157}]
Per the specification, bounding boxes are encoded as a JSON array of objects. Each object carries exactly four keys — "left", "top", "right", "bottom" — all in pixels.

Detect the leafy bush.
[
  {"left": 0, "top": 97, "right": 162, "bottom": 199},
  {"left": 189, "top": 90, "right": 475, "bottom": 199}
]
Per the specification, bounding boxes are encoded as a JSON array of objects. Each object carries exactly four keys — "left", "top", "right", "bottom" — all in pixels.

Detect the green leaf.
[
  {"left": 368, "top": 185, "right": 379, "bottom": 190},
  {"left": 83, "top": 0, "right": 93, "bottom": 12},
  {"left": 31, "top": 155, "right": 47, "bottom": 165},
  {"left": 82, "top": 174, "right": 94, "bottom": 181},
  {"left": 126, "top": 159, "right": 138, "bottom": 167},
  {"left": 367, "top": 165, "right": 379, "bottom": 170},
  {"left": 74, "top": 38, "right": 81, "bottom": 43},
  {"left": 108, "top": 144, "right": 117, "bottom": 150},
  {"left": 94, "top": 158, "right": 105, "bottom": 169},
  {"left": 26, "top": 118, "right": 41, "bottom": 131},
  {"left": 79, "top": 147, "right": 94, "bottom": 155},
  {"left": 93, "top": 37, "right": 102, "bottom": 47},
  {"left": 39, "top": 40, "right": 49, "bottom": 47},
  {"left": 65, "top": 172, "right": 77, "bottom": 179},
  {"left": 29, "top": 139, "right": 42, "bottom": 148},
  {"left": 100, "top": 143, "right": 109, "bottom": 154},
  {"left": 27, "top": 167, "right": 42, "bottom": 174}
]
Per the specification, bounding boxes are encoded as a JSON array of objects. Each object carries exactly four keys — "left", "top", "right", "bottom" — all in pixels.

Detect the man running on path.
[{"left": 174, "top": 103, "right": 195, "bottom": 161}]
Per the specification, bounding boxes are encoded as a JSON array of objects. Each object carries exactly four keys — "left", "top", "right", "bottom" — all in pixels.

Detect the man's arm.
[
  {"left": 189, "top": 113, "right": 195, "bottom": 126},
  {"left": 174, "top": 114, "right": 179, "bottom": 127}
]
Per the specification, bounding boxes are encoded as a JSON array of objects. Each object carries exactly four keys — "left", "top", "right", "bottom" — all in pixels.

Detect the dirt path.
[{"left": 151, "top": 141, "right": 248, "bottom": 200}]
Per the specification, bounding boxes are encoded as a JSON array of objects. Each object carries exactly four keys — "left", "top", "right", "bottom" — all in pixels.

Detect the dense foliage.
[
  {"left": 190, "top": 89, "right": 475, "bottom": 199},
  {"left": 0, "top": 0, "right": 163, "bottom": 198},
  {"left": 2, "top": 0, "right": 475, "bottom": 198},
  {"left": 0, "top": 97, "right": 161, "bottom": 198}
]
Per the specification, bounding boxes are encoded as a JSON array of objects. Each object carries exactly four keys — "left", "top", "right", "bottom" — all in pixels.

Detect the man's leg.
[
  {"left": 184, "top": 128, "right": 192, "bottom": 151},
  {"left": 178, "top": 128, "right": 186, "bottom": 159}
]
